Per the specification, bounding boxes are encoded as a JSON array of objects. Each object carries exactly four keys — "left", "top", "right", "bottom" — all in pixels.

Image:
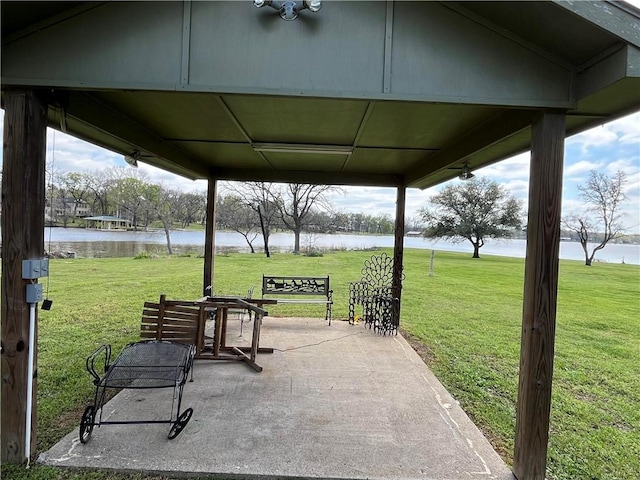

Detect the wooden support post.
[
  {"left": 513, "top": 111, "right": 565, "bottom": 480},
  {"left": 203, "top": 178, "right": 217, "bottom": 296},
  {"left": 1, "top": 90, "right": 48, "bottom": 464},
  {"left": 392, "top": 186, "right": 406, "bottom": 321}
]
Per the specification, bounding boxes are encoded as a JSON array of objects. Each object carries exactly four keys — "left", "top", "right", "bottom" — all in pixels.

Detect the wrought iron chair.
[{"left": 348, "top": 252, "right": 403, "bottom": 335}]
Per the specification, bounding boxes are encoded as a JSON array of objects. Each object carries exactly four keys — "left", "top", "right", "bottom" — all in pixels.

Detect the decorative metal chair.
[{"left": 348, "top": 252, "right": 403, "bottom": 335}]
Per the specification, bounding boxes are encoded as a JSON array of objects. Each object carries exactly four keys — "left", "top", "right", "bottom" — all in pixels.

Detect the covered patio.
[
  {"left": 41, "top": 317, "right": 513, "bottom": 480},
  {"left": 2, "top": 2, "right": 640, "bottom": 479}
]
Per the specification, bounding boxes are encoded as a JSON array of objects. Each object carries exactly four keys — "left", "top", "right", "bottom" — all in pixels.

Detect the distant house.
[
  {"left": 84, "top": 216, "right": 131, "bottom": 230},
  {"left": 48, "top": 197, "right": 92, "bottom": 219}
]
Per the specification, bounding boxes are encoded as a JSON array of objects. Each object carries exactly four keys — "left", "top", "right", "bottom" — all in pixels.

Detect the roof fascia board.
[
  {"left": 576, "top": 44, "right": 639, "bottom": 99},
  {"left": 440, "top": 2, "right": 575, "bottom": 71},
  {"left": 0, "top": 77, "right": 577, "bottom": 111},
  {"left": 405, "top": 109, "right": 537, "bottom": 187},
  {"left": 627, "top": 44, "right": 640, "bottom": 77},
  {"left": 2, "top": 2, "right": 107, "bottom": 47},
  {"left": 553, "top": 0, "right": 640, "bottom": 48}
]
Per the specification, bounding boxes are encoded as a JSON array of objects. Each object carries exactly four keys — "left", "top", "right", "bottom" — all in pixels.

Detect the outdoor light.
[
  {"left": 252, "top": 0, "right": 322, "bottom": 21},
  {"left": 124, "top": 150, "right": 141, "bottom": 168},
  {"left": 303, "top": 0, "right": 322, "bottom": 13},
  {"left": 252, "top": 143, "right": 353, "bottom": 155},
  {"left": 458, "top": 162, "right": 475, "bottom": 181}
]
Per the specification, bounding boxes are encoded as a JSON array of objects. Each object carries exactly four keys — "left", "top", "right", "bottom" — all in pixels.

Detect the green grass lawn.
[{"left": 2, "top": 249, "right": 638, "bottom": 480}]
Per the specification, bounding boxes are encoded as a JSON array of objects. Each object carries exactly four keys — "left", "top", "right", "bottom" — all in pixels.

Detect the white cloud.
[
  {"left": 474, "top": 152, "right": 530, "bottom": 180},
  {"left": 567, "top": 112, "right": 640, "bottom": 155},
  {"left": 571, "top": 124, "right": 619, "bottom": 153},
  {"left": 564, "top": 160, "right": 604, "bottom": 177}
]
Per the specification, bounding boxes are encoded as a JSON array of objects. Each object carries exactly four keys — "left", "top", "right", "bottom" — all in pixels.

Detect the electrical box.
[
  {"left": 22, "top": 258, "right": 49, "bottom": 279},
  {"left": 26, "top": 283, "right": 43, "bottom": 303}
]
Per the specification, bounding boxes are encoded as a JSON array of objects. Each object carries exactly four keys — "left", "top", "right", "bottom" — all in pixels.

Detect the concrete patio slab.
[{"left": 40, "top": 317, "right": 515, "bottom": 480}]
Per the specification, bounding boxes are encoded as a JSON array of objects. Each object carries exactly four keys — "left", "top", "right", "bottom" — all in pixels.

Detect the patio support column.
[
  {"left": 1, "top": 90, "right": 48, "bottom": 464},
  {"left": 513, "top": 110, "right": 565, "bottom": 480},
  {"left": 392, "top": 185, "right": 406, "bottom": 323},
  {"left": 203, "top": 178, "right": 217, "bottom": 296}
]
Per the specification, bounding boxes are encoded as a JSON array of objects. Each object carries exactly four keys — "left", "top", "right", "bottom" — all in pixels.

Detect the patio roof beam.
[
  {"left": 405, "top": 109, "right": 535, "bottom": 189},
  {"left": 212, "top": 167, "right": 404, "bottom": 188},
  {"left": 63, "top": 92, "right": 209, "bottom": 179}
]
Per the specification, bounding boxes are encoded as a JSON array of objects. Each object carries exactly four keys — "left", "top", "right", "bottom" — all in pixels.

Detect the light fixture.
[
  {"left": 458, "top": 162, "right": 475, "bottom": 180},
  {"left": 303, "top": 0, "right": 322, "bottom": 13},
  {"left": 124, "top": 150, "right": 141, "bottom": 168},
  {"left": 253, "top": 0, "right": 322, "bottom": 21},
  {"left": 252, "top": 143, "right": 353, "bottom": 155}
]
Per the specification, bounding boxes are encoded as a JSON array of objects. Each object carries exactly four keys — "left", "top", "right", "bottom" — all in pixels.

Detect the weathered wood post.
[
  {"left": 513, "top": 110, "right": 565, "bottom": 480},
  {"left": 392, "top": 185, "right": 406, "bottom": 324},
  {"left": 429, "top": 250, "right": 435, "bottom": 277},
  {"left": 1, "top": 90, "right": 48, "bottom": 464},
  {"left": 203, "top": 178, "right": 217, "bottom": 296}
]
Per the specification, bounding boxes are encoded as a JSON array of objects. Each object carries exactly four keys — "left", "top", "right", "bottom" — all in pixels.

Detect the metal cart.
[{"left": 80, "top": 340, "right": 196, "bottom": 443}]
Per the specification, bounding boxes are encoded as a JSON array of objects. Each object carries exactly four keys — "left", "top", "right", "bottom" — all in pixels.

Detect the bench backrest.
[
  {"left": 262, "top": 275, "right": 330, "bottom": 297},
  {"left": 140, "top": 295, "right": 202, "bottom": 345}
]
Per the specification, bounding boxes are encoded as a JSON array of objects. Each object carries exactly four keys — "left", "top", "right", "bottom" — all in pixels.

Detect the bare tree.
[
  {"left": 270, "top": 183, "right": 339, "bottom": 254},
  {"left": 419, "top": 177, "right": 523, "bottom": 258},
  {"left": 217, "top": 194, "right": 260, "bottom": 253},
  {"left": 227, "top": 182, "right": 280, "bottom": 257},
  {"left": 149, "top": 185, "right": 180, "bottom": 255},
  {"left": 85, "top": 170, "right": 113, "bottom": 216},
  {"left": 563, "top": 170, "right": 627, "bottom": 266}
]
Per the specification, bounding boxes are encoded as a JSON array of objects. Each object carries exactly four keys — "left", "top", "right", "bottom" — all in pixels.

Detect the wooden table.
[{"left": 195, "top": 296, "right": 277, "bottom": 372}]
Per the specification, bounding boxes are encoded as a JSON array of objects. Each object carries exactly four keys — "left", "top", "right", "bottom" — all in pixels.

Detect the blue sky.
[{"left": 0, "top": 111, "right": 639, "bottom": 233}]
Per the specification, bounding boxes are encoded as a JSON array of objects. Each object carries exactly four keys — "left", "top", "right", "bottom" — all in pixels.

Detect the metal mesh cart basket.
[{"left": 80, "top": 340, "right": 195, "bottom": 443}]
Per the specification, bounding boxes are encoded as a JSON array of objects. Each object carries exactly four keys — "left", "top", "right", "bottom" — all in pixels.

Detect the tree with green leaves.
[
  {"left": 419, "top": 177, "right": 523, "bottom": 258},
  {"left": 562, "top": 170, "right": 627, "bottom": 266}
]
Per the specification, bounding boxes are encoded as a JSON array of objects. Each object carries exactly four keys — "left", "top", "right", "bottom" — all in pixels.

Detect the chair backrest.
[
  {"left": 361, "top": 252, "right": 395, "bottom": 289},
  {"left": 140, "top": 294, "right": 202, "bottom": 345}
]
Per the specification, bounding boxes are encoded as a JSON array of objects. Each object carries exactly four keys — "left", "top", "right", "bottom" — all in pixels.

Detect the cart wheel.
[
  {"left": 79, "top": 405, "right": 95, "bottom": 444},
  {"left": 168, "top": 408, "right": 193, "bottom": 440}
]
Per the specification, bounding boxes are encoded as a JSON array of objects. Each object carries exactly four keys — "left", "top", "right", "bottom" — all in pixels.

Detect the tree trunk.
[
  {"left": 472, "top": 242, "right": 480, "bottom": 258},
  {"left": 257, "top": 204, "right": 270, "bottom": 258},
  {"left": 580, "top": 239, "right": 591, "bottom": 266},
  {"left": 240, "top": 232, "right": 256, "bottom": 253},
  {"left": 293, "top": 228, "right": 301, "bottom": 254},
  {"left": 162, "top": 219, "right": 173, "bottom": 255}
]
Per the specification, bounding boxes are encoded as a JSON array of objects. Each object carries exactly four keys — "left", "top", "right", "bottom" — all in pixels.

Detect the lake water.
[{"left": 35, "top": 228, "right": 640, "bottom": 265}]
